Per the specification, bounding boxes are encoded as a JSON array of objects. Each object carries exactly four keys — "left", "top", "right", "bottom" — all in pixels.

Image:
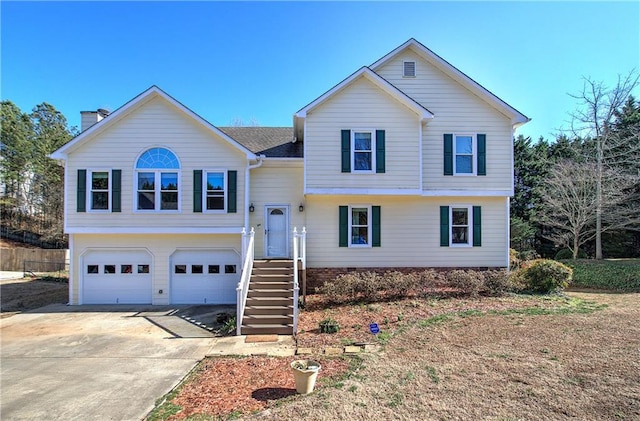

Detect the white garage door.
[
  {"left": 82, "top": 250, "right": 152, "bottom": 304},
  {"left": 170, "top": 249, "right": 239, "bottom": 304}
]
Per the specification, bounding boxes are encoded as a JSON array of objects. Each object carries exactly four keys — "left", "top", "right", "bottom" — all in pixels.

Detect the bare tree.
[
  {"left": 540, "top": 160, "right": 639, "bottom": 258},
  {"left": 568, "top": 71, "right": 640, "bottom": 258}
]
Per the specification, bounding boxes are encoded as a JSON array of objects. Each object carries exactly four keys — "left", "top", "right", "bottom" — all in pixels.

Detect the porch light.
[
  {"left": 249, "top": 203, "right": 255, "bottom": 213},
  {"left": 299, "top": 203, "right": 304, "bottom": 212}
]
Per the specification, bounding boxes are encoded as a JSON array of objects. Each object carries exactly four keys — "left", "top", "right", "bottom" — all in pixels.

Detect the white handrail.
[
  {"left": 292, "top": 226, "right": 306, "bottom": 334},
  {"left": 236, "top": 227, "right": 255, "bottom": 335}
]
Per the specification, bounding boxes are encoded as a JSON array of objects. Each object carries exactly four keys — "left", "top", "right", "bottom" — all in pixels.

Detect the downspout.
[{"left": 244, "top": 155, "right": 265, "bottom": 230}]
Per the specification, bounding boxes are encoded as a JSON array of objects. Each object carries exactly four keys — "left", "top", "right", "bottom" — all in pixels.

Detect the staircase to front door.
[{"left": 240, "top": 259, "right": 294, "bottom": 335}]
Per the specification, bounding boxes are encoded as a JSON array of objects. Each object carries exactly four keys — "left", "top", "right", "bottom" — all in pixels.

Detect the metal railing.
[
  {"left": 236, "top": 227, "right": 255, "bottom": 335},
  {"left": 292, "top": 227, "right": 306, "bottom": 334}
]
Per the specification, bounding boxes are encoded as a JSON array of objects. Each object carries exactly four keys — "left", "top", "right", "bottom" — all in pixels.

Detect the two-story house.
[{"left": 51, "top": 39, "right": 528, "bottom": 334}]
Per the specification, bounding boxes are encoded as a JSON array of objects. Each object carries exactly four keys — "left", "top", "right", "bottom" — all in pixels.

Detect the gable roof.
[
  {"left": 370, "top": 38, "right": 530, "bottom": 127},
  {"left": 218, "top": 127, "right": 302, "bottom": 158},
  {"left": 295, "top": 66, "right": 434, "bottom": 121},
  {"left": 50, "top": 86, "right": 257, "bottom": 160}
]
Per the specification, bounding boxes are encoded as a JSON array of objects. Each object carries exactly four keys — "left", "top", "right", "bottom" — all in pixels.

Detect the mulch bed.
[{"left": 170, "top": 356, "right": 349, "bottom": 419}]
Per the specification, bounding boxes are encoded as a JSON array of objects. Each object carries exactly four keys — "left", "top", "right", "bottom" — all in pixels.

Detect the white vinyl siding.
[
  {"left": 374, "top": 51, "right": 513, "bottom": 193},
  {"left": 304, "top": 77, "right": 421, "bottom": 190},
  {"left": 305, "top": 195, "right": 507, "bottom": 268},
  {"left": 248, "top": 161, "right": 305, "bottom": 258},
  {"left": 65, "top": 97, "right": 246, "bottom": 230},
  {"left": 70, "top": 233, "right": 241, "bottom": 305}
]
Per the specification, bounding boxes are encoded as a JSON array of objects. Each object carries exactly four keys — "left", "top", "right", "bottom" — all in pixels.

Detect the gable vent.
[{"left": 403, "top": 61, "right": 416, "bottom": 77}]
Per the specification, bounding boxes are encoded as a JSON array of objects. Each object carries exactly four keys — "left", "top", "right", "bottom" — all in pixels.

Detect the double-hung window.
[
  {"left": 454, "top": 135, "right": 474, "bottom": 175},
  {"left": 451, "top": 206, "right": 471, "bottom": 246},
  {"left": 89, "top": 170, "right": 109, "bottom": 211},
  {"left": 350, "top": 206, "right": 371, "bottom": 246},
  {"left": 352, "top": 131, "right": 375, "bottom": 172},
  {"left": 135, "top": 147, "right": 180, "bottom": 211},
  {"left": 205, "top": 171, "right": 225, "bottom": 211}
]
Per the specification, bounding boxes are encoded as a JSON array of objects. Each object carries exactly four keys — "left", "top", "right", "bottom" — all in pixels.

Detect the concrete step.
[
  {"left": 242, "top": 314, "right": 293, "bottom": 325},
  {"left": 244, "top": 305, "right": 294, "bottom": 315},
  {"left": 247, "top": 289, "right": 293, "bottom": 298},
  {"left": 241, "top": 324, "right": 293, "bottom": 335}
]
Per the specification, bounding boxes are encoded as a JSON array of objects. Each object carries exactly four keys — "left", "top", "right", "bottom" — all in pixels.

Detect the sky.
[{"left": 1, "top": 1, "right": 639, "bottom": 141}]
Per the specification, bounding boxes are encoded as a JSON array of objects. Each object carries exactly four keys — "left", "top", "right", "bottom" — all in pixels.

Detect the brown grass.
[
  {"left": 251, "top": 292, "right": 640, "bottom": 420},
  {"left": 149, "top": 292, "right": 639, "bottom": 420},
  {"left": 0, "top": 277, "right": 68, "bottom": 316}
]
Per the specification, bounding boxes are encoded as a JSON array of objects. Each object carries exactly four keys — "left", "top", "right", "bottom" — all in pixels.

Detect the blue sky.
[{"left": 2, "top": 1, "right": 638, "bottom": 141}]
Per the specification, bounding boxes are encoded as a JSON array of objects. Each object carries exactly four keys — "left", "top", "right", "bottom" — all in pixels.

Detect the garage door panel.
[
  {"left": 83, "top": 250, "right": 152, "bottom": 304},
  {"left": 171, "top": 250, "right": 239, "bottom": 305}
]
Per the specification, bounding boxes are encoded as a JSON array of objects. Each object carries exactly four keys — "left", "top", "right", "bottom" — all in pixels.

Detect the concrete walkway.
[
  {"left": 0, "top": 304, "right": 295, "bottom": 421},
  {"left": 0, "top": 271, "right": 24, "bottom": 281}
]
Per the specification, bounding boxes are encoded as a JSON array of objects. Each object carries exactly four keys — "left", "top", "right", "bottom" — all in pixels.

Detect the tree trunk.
[{"left": 596, "top": 139, "right": 603, "bottom": 259}]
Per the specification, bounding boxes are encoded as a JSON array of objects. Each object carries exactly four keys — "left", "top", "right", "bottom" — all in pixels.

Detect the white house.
[{"left": 51, "top": 39, "right": 529, "bottom": 334}]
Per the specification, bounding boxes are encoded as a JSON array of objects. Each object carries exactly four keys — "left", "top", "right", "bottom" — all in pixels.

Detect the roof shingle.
[{"left": 218, "top": 127, "right": 302, "bottom": 158}]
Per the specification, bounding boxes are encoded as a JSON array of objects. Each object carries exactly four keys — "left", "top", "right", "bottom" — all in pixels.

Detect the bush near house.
[
  {"left": 554, "top": 248, "right": 588, "bottom": 260},
  {"left": 319, "top": 269, "right": 516, "bottom": 304},
  {"left": 562, "top": 259, "right": 640, "bottom": 291},
  {"left": 512, "top": 259, "right": 573, "bottom": 293}
]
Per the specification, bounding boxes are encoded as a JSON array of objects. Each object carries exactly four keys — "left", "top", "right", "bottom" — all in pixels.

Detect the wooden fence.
[{"left": 1, "top": 248, "right": 68, "bottom": 272}]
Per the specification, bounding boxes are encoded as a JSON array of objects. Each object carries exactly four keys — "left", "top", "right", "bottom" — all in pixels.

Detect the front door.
[{"left": 265, "top": 206, "right": 289, "bottom": 258}]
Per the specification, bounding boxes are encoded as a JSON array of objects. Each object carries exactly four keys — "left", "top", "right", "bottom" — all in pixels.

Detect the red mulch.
[{"left": 170, "top": 356, "right": 349, "bottom": 419}]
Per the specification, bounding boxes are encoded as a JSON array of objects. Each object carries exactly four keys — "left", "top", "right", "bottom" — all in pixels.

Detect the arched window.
[{"left": 135, "top": 148, "right": 181, "bottom": 211}]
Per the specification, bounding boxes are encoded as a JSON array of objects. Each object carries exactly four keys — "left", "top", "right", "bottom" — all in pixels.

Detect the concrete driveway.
[{"left": 0, "top": 304, "right": 221, "bottom": 421}]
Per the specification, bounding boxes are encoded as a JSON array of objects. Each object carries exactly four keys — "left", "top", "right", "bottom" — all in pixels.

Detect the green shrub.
[
  {"left": 319, "top": 317, "right": 340, "bottom": 333},
  {"left": 554, "top": 248, "right": 587, "bottom": 260},
  {"left": 516, "top": 259, "right": 573, "bottom": 293},
  {"left": 562, "top": 259, "right": 640, "bottom": 291}
]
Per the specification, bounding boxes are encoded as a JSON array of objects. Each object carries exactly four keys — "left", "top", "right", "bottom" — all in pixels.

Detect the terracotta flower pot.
[{"left": 290, "top": 360, "right": 321, "bottom": 394}]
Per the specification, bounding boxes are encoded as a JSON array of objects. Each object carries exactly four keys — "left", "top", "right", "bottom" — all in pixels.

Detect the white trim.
[
  {"left": 369, "top": 39, "right": 529, "bottom": 127},
  {"left": 65, "top": 227, "right": 244, "bottom": 234},
  {"left": 87, "top": 169, "right": 111, "bottom": 212},
  {"left": 295, "top": 67, "right": 433, "bottom": 121},
  {"left": 264, "top": 205, "right": 290, "bottom": 258},
  {"left": 348, "top": 204, "right": 372, "bottom": 248},
  {"left": 422, "top": 190, "right": 511, "bottom": 197},
  {"left": 506, "top": 197, "right": 511, "bottom": 269},
  {"left": 63, "top": 162, "right": 69, "bottom": 233},
  {"left": 304, "top": 187, "right": 511, "bottom": 197},
  {"left": 50, "top": 86, "right": 258, "bottom": 160},
  {"left": 449, "top": 205, "right": 473, "bottom": 247},
  {"left": 202, "top": 169, "right": 227, "bottom": 213},
  {"left": 68, "top": 234, "right": 74, "bottom": 304},
  {"left": 453, "top": 134, "right": 477, "bottom": 176},
  {"left": 351, "top": 129, "right": 376, "bottom": 173}
]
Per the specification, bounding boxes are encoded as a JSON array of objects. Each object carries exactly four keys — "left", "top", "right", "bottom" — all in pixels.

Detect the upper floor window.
[
  {"left": 90, "top": 171, "right": 109, "bottom": 210},
  {"left": 353, "top": 131, "right": 375, "bottom": 172},
  {"left": 205, "top": 171, "right": 225, "bottom": 211},
  {"left": 454, "top": 135, "right": 475, "bottom": 175},
  {"left": 135, "top": 147, "right": 180, "bottom": 211},
  {"left": 341, "top": 130, "right": 386, "bottom": 174}
]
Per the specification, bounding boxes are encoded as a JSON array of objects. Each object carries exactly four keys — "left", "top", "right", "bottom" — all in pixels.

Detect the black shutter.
[
  {"left": 227, "top": 170, "right": 237, "bottom": 213},
  {"left": 444, "top": 134, "right": 453, "bottom": 175},
  {"left": 372, "top": 206, "right": 381, "bottom": 247},
  {"left": 473, "top": 206, "right": 482, "bottom": 247},
  {"left": 341, "top": 130, "right": 351, "bottom": 173},
  {"left": 339, "top": 206, "right": 348, "bottom": 247},
  {"left": 477, "top": 134, "right": 486, "bottom": 176},
  {"left": 375, "top": 130, "right": 385, "bottom": 173},
  {"left": 440, "top": 206, "right": 449, "bottom": 246},
  {"left": 193, "top": 170, "right": 202, "bottom": 213},
  {"left": 77, "top": 169, "right": 86, "bottom": 212},
  {"left": 111, "top": 170, "right": 121, "bottom": 212}
]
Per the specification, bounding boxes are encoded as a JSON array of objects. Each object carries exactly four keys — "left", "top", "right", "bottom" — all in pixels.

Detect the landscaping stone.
[
  {"left": 344, "top": 346, "right": 361, "bottom": 353},
  {"left": 324, "top": 347, "right": 343, "bottom": 355},
  {"left": 296, "top": 348, "right": 313, "bottom": 355}
]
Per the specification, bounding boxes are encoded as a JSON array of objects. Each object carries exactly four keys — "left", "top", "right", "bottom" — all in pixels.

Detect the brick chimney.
[{"left": 80, "top": 108, "right": 110, "bottom": 132}]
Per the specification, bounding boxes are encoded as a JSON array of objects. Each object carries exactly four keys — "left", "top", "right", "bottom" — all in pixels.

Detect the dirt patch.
[
  {"left": 149, "top": 292, "right": 640, "bottom": 420},
  {"left": 1, "top": 277, "right": 68, "bottom": 316}
]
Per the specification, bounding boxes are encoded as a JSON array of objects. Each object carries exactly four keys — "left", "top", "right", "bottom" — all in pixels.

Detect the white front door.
[{"left": 265, "top": 206, "right": 289, "bottom": 258}]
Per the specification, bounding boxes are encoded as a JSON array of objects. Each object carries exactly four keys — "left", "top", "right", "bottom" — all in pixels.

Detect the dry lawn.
[
  {"left": 251, "top": 291, "right": 639, "bottom": 421},
  {"left": 0, "top": 277, "right": 68, "bottom": 317}
]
